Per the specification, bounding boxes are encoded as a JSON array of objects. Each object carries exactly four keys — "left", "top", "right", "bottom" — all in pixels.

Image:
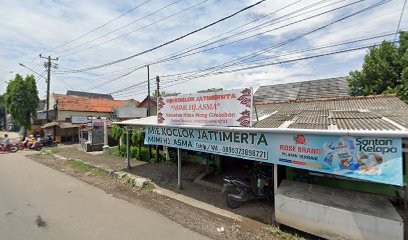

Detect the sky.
[{"left": 0, "top": 0, "right": 407, "bottom": 101}]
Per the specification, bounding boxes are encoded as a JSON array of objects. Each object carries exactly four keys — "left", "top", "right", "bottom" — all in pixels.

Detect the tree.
[
  {"left": 5, "top": 74, "right": 39, "bottom": 130},
  {"left": 111, "top": 125, "right": 125, "bottom": 147},
  {"left": 348, "top": 31, "right": 408, "bottom": 103},
  {"left": 0, "top": 94, "right": 5, "bottom": 129},
  {"left": 131, "top": 129, "right": 145, "bottom": 159}
]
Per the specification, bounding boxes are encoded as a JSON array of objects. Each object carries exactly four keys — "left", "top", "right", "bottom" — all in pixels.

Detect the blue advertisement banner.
[{"left": 145, "top": 126, "right": 403, "bottom": 186}]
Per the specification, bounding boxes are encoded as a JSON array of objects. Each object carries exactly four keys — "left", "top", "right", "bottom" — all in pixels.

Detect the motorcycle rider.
[
  {"left": 46, "top": 134, "right": 53, "bottom": 144},
  {"left": 3, "top": 134, "right": 10, "bottom": 148},
  {"left": 27, "top": 135, "right": 36, "bottom": 149}
]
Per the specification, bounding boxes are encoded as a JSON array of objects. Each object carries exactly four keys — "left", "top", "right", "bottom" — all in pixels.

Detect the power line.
[
  {"left": 80, "top": 0, "right": 383, "bottom": 93},
  {"left": 172, "top": 0, "right": 389, "bottom": 82},
  {"left": 57, "top": 0, "right": 268, "bottom": 74},
  {"left": 61, "top": 0, "right": 386, "bottom": 94},
  {"left": 46, "top": 0, "right": 154, "bottom": 54},
  {"left": 158, "top": 31, "right": 399, "bottom": 81},
  {"left": 59, "top": 0, "right": 338, "bottom": 90},
  {"left": 54, "top": 0, "right": 303, "bottom": 75},
  {"left": 60, "top": 0, "right": 211, "bottom": 57},
  {"left": 159, "top": 42, "right": 398, "bottom": 91},
  {"left": 394, "top": 0, "right": 407, "bottom": 42},
  {"left": 144, "top": 0, "right": 362, "bottom": 68},
  {"left": 110, "top": 31, "right": 397, "bottom": 96},
  {"left": 54, "top": 0, "right": 183, "bottom": 55}
]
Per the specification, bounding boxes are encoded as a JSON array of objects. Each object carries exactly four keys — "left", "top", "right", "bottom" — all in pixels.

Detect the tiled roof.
[
  {"left": 66, "top": 90, "right": 114, "bottom": 100},
  {"left": 254, "top": 77, "right": 350, "bottom": 102},
  {"left": 56, "top": 95, "right": 137, "bottom": 113},
  {"left": 138, "top": 97, "right": 157, "bottom": 108},
  {"left": 254, "top": 95, "right": 408, "bottom": 131}
]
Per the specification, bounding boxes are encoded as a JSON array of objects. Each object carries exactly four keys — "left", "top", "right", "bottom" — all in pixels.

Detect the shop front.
[{"left": 116, "top": 88, "right": 407, "bottom": 240}]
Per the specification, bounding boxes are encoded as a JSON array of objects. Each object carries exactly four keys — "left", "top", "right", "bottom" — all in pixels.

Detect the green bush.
[
  {"left": 112, "top": 145, "right": 164, "bottom": 163},
  {"left": 113, "top": 144, "right": 127, "bottom": 157},
  {"left": 139, "top": 147, "right": 153, "bottom": 162},
  {"left": 130, "top": 146, "right": 138, "bottom": 159}
]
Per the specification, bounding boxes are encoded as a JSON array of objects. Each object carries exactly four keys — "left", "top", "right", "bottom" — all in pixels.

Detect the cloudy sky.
[{"left": 0, "top": 0, "right": 406, "bottom": 101}]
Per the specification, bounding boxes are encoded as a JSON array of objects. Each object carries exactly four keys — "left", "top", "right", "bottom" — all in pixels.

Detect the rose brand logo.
[{"left": 294, "top": 135, "right": 306, "bottom": 145}]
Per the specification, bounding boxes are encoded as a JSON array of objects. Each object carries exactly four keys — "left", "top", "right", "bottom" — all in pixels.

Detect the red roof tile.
[
  {"left": 138, "top": 97, "right": 157, "bottom": 108},
  {"left": 56, "top": 95, "right": 138, "bottom": 113}
]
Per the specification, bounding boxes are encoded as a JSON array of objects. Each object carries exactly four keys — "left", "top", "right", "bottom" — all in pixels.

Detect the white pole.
[
  {"left": 103, "top": 118, "right": 109, "bottom": 150},
  {"left": 274, "top": 164, "right": 278, "bottom": 195},
  {"left": 126, "top": 127, "right": 131, "bottom": 170},
  {"left": 177, "top": 148, "right": 182, "bottom": 191}
]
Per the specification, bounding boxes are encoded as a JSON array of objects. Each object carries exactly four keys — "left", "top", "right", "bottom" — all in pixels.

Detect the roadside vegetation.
[
  {"left": 268, "top": 225, "right": 308, "bottom": 240},
  {"left": 349, "top": 31, "right": 408, "bottom": 103},
  {"left": 111, "top": 126, "right": 164, "bottom": 162}
]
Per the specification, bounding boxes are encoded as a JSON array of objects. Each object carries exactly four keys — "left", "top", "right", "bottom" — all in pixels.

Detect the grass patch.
[
  {"left": 70, "top": 160, "right": 92, "bottom": 172},
  {"left": 48, "top": 148, "right": 60, "bottom": 154},
  {"left": 32, "top": 152, "right": 52, "bottom": 158},
  {"left": 268, "top": 225, "right": 307, "bottom": 240},
  {"left": 141, "top": 182, "right": 155, "bottom": 192},
  {"left": 91, "top": 169, "right": 109, "bottom": 176}
]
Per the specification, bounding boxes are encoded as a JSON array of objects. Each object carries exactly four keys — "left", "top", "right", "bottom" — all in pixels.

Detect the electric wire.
[
  {"left": 59, "top": 0, "right": 211, "bottom": 57},
  {"left": 167, "top": 0, "right": 389, "bottom": 84},
  {"left": 54, "top": 0, "right": 184, "bottom": 55},
  {"left": 56, "top": 0, "right": 268, "bottom": 73},
  {"left": 393, "top": 0, "right": 407, "bottom": 42},
  {"left": 46, "top": 0, "right": 154, "bottom": 54},
  {"left": 60, "top": 0, "right": 345, "bottom": 90}
]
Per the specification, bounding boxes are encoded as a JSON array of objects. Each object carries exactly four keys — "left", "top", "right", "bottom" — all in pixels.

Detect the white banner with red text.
[{"left": 157, "top": 88, "right": 253, "bottom": 127}]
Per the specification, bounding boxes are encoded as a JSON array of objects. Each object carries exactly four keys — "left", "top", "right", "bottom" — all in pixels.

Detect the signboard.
[
  {"left": 145, "top": 126, "right": 403, "bottom": 186},
  {"left": 72, "top": 116, "right": 87, "bottom": 124},
  {"left": 157, "top": 88, "right": 253, "bottom": 127},
  {"left": 92, "top": 118, "right": 104, "bottom": 127}
]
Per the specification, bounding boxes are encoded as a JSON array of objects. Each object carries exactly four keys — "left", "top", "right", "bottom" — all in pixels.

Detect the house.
[
  {"left": 66, "top": 90, "right": 114, "bottom": 100},
  {"left": 254, "top": 76, "right": 350, "bottom": 102},
  {"left": 41, "top": 94, "right": 142, "bottom": 142},
  {"left": 113, "top": 102, "right": 147, "bottom": 120},
  {"left": 138, "top": 97, "right": 157, "bottom": 116},
  {"left": 116, "top": 83, "right": 408, "bottom": 239}
]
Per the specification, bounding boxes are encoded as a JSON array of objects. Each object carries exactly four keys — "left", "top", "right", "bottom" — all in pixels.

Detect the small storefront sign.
[
  {"left": 157, "top": 88, "right": 253, "bottom": 127},
  {"left": 145, "top": 126, "right": 403, "bottom": 186},
  {"left": 72, "top": 116, "right": 87, "bottom": 124}
]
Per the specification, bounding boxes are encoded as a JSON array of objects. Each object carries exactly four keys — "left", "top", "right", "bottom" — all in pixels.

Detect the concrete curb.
[{"left": 49, "top": 152, "right": 242, "bottom": 221}]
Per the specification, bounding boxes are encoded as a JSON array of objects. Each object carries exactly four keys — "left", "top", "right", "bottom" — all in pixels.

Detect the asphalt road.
[{"left": 0, "top": 152, "right": 209, "bottom": 240}]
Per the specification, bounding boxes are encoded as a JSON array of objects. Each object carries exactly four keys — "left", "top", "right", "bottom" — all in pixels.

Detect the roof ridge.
[
  {"left": 254, "top": 94, "right": 398, "bottom": 105},
  {"left": 257, "top": 76, "right": 348, "bottom": 88}
]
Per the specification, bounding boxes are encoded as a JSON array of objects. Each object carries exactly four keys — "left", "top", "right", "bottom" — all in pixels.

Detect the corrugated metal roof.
[
  {"left": 336, "top": 118, "right": 400, "bottom": 131},
  {"left": 289, "top": 123, "right": 329, "bottom": 130},
  {"left": 253, "top": 95, "right": 408, "bottom": 131},
  {"left": 254, "top": 119, "right": 285, "bottom": 128},
  {"left": 255, "top": 77, "right": 349, "bottom": 102},
  {"left": 331, "top": 111, "right": 379, "bottom": 119}
]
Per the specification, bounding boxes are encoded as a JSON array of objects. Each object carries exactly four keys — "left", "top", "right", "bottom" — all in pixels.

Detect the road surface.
[{"left": 0, "top": 152, "right": 209, "bottom": 240}]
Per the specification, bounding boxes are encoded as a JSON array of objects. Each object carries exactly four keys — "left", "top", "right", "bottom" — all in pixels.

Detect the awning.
[
  {"left": 60, "top": 122, "right": 81, "bottom": 129},
  {"left": 114, "top": 116, "right": 408, "bottom": 138},
  {"left": 41, "top": 121, "right": 59, "bottom": 129},
  {"left": 41, "top": 121, "right": 81, "bottom": 129}
]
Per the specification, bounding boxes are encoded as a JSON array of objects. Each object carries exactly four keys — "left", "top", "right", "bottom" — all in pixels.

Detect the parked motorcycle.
[
  {"left": 222, "top": 169, "right": 273, "bottom": 209},
  {"left": 0, "top": 144, "right": 18, "bottom": 153},
  {"left": 41, "top": 139, "right": 58, "bottom": 147},
  {"left": 15, "top": 140, "right": 43, "bottom": 151}
]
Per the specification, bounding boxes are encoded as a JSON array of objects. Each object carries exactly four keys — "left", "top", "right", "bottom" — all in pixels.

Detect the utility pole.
[
  {"left": 147, "top": 65, "right": 152, "bottom": 160},
  {"left": 155, "top": 75, "right": 160, "bottom": 162},
  {"left": 40, "top": 54, "right": 58, "bottom": 122},
  {"left": 147, "top": 65, "right": 151, "bottom": 117}
]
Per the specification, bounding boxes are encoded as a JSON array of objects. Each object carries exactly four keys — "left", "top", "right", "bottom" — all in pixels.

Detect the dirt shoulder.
[{"left": 28, "top": 152, "right": 296, "bottom": 240}]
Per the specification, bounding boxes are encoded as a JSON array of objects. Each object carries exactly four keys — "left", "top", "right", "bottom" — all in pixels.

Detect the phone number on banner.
[{"left": 194, "top": 142, "right": 268, "bottom": 160}]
